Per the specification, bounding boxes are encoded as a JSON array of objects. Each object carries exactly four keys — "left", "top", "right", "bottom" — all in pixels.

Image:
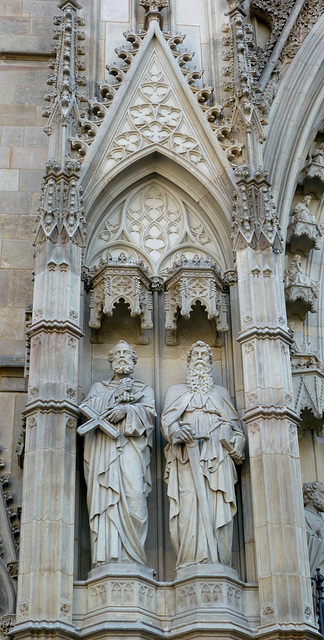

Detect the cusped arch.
[
  {"left": 84, "top": 171, "right": 233, "bottom": 276},
  {"left": 264, "top": 14, "right": 324, "bottom": 235}
]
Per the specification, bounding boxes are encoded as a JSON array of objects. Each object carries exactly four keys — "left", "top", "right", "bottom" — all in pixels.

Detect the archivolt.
[{"left": 264, "top": 14, "right": 324, "bottom": 234}]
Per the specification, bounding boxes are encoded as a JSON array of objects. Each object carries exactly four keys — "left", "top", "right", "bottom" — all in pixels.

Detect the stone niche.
[
  {"left": 292, "top": 349, "right": 324, "bottom": 436},
  {"left": 88, "top": 259, "right": 153, "bottom": 344},
  {"left": 285, "top": 254, "right": 318, "bottom": 319},
  {"left": 286, "top": 196, "right": 322, "bottom": 255},
  {"left": 164, "top": 256, "right": 229, "bottom": 345}
]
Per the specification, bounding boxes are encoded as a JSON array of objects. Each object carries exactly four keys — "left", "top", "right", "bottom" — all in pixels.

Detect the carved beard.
[
  {"left": 187, "top": 361, "right": 213, "bottom": 393},
  {"left": 312, "top": 495, "right": 324, "bottom": 514},
  {"left": 112, "top": 361, "right": 134, "bottom": 375}
]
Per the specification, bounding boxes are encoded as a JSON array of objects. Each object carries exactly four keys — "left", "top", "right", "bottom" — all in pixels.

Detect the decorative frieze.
[
  {"left": 73, "top": 571, "right": 257, "bottom": 635},
  {"left": 89, "top": 261, "right": 153, "bottom": 334},
  {"left": 164, "top": 258, "right": 228, "bottom": 345}
]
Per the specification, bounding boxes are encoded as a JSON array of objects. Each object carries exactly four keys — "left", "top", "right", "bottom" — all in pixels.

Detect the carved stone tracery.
[
  {"left": 291, "top": 346, "right": 324, "bottom": 434},
  {"left": 89, "top": 261, "right": 153, "bottom": 334},
  {"left": 164, "top": 259, "right": 228, "bottom": 345}
]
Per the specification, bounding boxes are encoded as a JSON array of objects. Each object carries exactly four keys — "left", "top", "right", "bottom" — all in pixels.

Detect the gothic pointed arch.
[
  {"left": 77, "top": 18, "right": 240, "bottom": 216},
  {"left": 264, "top": 14, "right": 324, "bottom": 234}
]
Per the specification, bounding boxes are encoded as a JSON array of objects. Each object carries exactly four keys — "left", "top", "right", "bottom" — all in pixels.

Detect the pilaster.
[
  {"left": 235, "top": 192, "right": 315, "bottom": 634},
  {"left": 14, "top": 1, "right": 86, "bottom": 637}
]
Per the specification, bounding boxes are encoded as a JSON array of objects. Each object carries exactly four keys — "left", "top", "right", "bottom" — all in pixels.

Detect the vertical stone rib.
[
  {"left": 236, "top": 246, "right": 314, "bottom": 630},
  {"left": 15, "top": 1, "right": 85, "bottom": 635}
]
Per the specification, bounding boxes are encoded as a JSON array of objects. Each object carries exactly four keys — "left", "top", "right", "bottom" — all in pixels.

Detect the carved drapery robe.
[
  {"left": 83, "top": 378, "right": 155, "bottom": 566},
  {"left": 304, "top": 508, "right": 324, "bottom": 576},
  {"left": 161, "top": 384, "right": 244, "bottom": 567}
]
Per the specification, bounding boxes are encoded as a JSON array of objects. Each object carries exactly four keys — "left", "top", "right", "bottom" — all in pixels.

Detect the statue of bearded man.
[
  {"left": 78, "top": 341, "right": 155, "bottom": 568},
  {"left": 161, "top": 341, "right": 245, "bottom": 568},
  {"left": 303, "top": 481, "right": 324, "bottom": 576}
]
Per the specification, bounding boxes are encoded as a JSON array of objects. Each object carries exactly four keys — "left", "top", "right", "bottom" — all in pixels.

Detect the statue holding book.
[
  {"left": 78, "top": 341, "right": 155, "bottom": 567},
  {"left": 161, "top": 341, "right": 245, "bottom": 568}
]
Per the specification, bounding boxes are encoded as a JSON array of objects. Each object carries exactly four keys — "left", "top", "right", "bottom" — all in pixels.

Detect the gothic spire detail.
[
  {"left": 231, "top": 167, "right": 282, "bottom": 251},
  {"left": 35, "top": 160, "right": 86, "bottom": 247},
  {"left": 139, "top": 0, "right": 169, "bottom": 29},
  {"left": 42, "top": 0, "right": 87, "bottom": 160}
]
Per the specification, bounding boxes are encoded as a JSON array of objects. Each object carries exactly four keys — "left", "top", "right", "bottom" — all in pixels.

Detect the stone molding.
[{"left": 73, "top": 570, "right": 259, "bottom": 637}]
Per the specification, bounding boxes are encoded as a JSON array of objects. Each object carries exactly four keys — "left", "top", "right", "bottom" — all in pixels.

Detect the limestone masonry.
[{"left": 0, "top": 1, "right": 323, "bottom": 639}]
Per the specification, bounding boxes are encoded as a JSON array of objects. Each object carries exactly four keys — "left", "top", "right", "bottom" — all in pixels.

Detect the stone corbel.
[
  {"left": 89, "top": 260, "right": 153, "bottom": 340},
  {"left": 285, "top": 255, "right": 318, "bottom": 318},
  {"left": 164, "top": 259, "right": 228, "bottom": 345},
  {"left": 286, "top": 196, "right": 322, "bottom": 254},
  {"left": 299, "top": 143, "right": 324, "bottom": 197},
  {"left": 291, "top": 350, "right": 324, "bottom": 436}
]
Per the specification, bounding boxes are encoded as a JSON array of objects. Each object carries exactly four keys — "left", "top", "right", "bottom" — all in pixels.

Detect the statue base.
[
  {"left": 73, "top": 562, "right": 259, "bottom": 637},
  {"left": 88, "top": 561, "right": 155, "bottom": 581},
  {"left": 174, "top": 561, "right": 239, "bottom": 582}
]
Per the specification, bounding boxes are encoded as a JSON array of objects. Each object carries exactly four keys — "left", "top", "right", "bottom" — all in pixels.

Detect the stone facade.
[{"left": 0, "top": 0, "right": 323, "bottom": 639}]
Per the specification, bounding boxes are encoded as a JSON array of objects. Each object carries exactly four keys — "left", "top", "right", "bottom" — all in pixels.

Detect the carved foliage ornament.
[{"left": 43, "top": 1, "right": 87, "bottom": 124}]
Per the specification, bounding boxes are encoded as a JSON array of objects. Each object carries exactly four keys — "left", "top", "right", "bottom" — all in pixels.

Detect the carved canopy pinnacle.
[{"left": 139, "top": 0, "right": 169, "bottom": 11}]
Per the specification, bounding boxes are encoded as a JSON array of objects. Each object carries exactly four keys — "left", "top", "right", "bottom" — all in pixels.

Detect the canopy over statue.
[
  {"left": 78, "top": 341, "right": 155, "bottom": 567},
  {"left": 161, "top": 341, "right": 245, "bottom": 568},
  {"left": 303, "top": 481, "right": 324, "bottom": 577}
]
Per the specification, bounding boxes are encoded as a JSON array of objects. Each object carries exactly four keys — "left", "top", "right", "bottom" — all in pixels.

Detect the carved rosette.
[
  {"left": 164, "top": 264, "right": 228, "bottom": 344},
  {"left": 89, "top": 263, "right": 153, "bottom": 331}
]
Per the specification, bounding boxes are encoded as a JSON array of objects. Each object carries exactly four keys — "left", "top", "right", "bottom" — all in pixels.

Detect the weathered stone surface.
[
  {"left": 0, "top": 307, "right": 25, "bottom": 340},
  {"left": 0, "top": 105, "right": 36, "bottom": 127},
  {"left": 1, "top": 239, "right": 34, "bottom": 268},
  {"left": 8, "top": 269, "right": 33, "bottom": 307},
  {"left": 0, "top": 17, "right": 29, "bottom": 34}
]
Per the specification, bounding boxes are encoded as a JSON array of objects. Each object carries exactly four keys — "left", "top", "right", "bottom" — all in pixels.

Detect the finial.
[{"left": 139, "top": 0, "right": 168, "bottom": 30}]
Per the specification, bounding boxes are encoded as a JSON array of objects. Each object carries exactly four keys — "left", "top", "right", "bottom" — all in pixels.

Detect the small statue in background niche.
[
  {"left": 161, "top": 341, "right": 245, "bottom": 569},
  {"left": 303, "top": 481, "right": 324, "bottom": 576},
  {"left": 78, "top": 341, "right": 155, "bottom": 567},
  {"left": 292, "top": 196, "right": 314, "bottom": 223}
]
